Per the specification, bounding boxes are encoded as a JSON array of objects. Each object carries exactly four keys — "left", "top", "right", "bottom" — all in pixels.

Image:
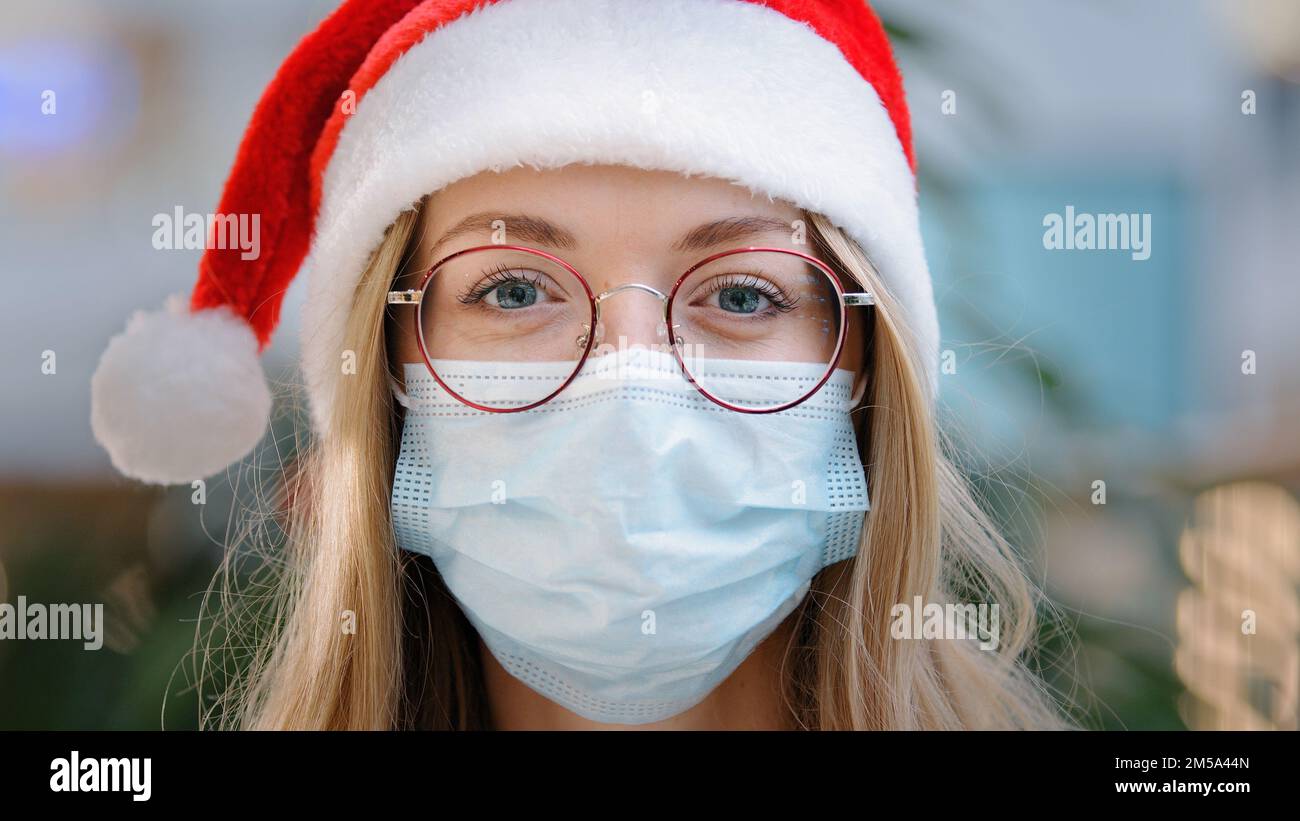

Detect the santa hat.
[{"left": 91, "top": 0, "right": 937, "bottom": 485}]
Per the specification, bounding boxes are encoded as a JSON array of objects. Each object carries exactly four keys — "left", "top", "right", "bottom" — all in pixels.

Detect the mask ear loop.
[
  {"left": 389, "top": 374, "right": 416, "bottom": 410},
  {"left": 848, "top": 370, "right": 867, "bottom": 409}
]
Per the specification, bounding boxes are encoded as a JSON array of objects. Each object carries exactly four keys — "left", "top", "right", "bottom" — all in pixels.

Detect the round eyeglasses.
[{"left": 388, "top": 244, "right": 874, "bottom": 413}]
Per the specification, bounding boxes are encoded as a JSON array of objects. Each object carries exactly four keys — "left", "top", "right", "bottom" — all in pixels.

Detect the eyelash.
[
  {"left": 700, "top": 273, "right": 799, "bottom": 314},
  {"left": 456, "top": 265, "right": 549, "bottom": 305}
]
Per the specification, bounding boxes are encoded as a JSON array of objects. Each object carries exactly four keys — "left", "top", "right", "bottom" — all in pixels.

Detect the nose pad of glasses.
[
  {"left": 575, "top": 319, "right": 607, "bottom": 349},
  {"left": 576, "top": 318, "right": 681, "bottom": 351}
]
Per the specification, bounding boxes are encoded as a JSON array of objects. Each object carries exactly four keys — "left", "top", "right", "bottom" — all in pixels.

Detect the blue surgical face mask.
[{"left": 389, "top": 346, "right": 869, "bottom": 724}]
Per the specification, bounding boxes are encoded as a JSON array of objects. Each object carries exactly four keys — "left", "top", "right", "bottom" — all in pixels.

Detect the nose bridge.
[
  {"left": 595, "top": 282, "right": 669, "bottom": 307},
  {"left": 592, "top": 283, "right": 669, "bottom": 345}
]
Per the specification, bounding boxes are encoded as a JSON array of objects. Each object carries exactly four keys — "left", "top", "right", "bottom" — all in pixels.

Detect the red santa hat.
[{"left": 90, "top": 0, "right": 938, "bottom": 485}]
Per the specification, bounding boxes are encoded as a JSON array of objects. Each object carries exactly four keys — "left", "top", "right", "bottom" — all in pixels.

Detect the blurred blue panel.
[
  {"left": 0, "top": 37, "right": 139, "bottom": 157},
  {"left": 933, "top": 172, "right": 1189, "bottom": 434}
]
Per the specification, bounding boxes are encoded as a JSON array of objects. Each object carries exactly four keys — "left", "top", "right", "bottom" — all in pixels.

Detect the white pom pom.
[{"left": 91, "top": 294, "right": 272, "bottom": 485}]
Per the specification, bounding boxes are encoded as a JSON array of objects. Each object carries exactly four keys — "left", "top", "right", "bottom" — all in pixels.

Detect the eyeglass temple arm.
[
  {"left": 844, "top": 292, "right": 874, "bottom": 307},
  {"left": 388, "top": 290, "right": 422, "bottom": 304}
]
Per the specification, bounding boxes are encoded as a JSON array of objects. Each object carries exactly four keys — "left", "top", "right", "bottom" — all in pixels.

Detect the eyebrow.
[
  {"left": 430, "top": 212, "right": 578, "bottom": 256},
  {"left": 670, "top": 215, "right": 794, "bottom": 253},
  {"left": 427, "top": 212, "right": 795, "bottom": 257}
]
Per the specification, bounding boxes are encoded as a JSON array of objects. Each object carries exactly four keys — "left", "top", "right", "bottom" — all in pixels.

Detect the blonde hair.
[{"left": 198, "top": 201, "right": 1069, "bottom": 730}]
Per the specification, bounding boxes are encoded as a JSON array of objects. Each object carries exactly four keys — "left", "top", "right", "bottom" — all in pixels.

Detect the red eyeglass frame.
[{"left": 387, "top": 244, "right": 875, "bottom": 414}]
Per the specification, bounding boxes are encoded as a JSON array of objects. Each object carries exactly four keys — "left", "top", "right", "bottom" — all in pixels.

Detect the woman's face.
[{"left": 390, "top": 164, "right": 866, "bottom": 394}]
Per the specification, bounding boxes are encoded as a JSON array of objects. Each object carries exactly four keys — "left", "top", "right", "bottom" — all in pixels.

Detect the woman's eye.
[
  {"left": 716, "top": 285, "right": 766, "bottom": 314},
  {"left": 488, "top": 280, "right": 539, "bottom": 309}
]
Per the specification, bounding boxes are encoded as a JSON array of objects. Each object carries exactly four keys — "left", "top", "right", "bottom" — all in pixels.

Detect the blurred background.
[{"left": 1, "top": 0, "right": 1296, "bottom": 729}]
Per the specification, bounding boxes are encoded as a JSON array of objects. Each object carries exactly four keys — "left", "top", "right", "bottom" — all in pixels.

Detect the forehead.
[{"left": 422, "top": 164, "right": 803, "bottom": 239}]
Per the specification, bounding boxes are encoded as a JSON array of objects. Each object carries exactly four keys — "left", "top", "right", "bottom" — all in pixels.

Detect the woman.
[{"left": 90, "top": 0, "right": 1067, "bottom": 729}]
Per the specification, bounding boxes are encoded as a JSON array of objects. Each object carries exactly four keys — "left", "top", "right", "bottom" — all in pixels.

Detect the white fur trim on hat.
[
  {"left": 90, "top": 293, "right": 272, "bottom": 485},
  {"left": 299, "top": 0, "right": 937, "bottom": 435}
]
